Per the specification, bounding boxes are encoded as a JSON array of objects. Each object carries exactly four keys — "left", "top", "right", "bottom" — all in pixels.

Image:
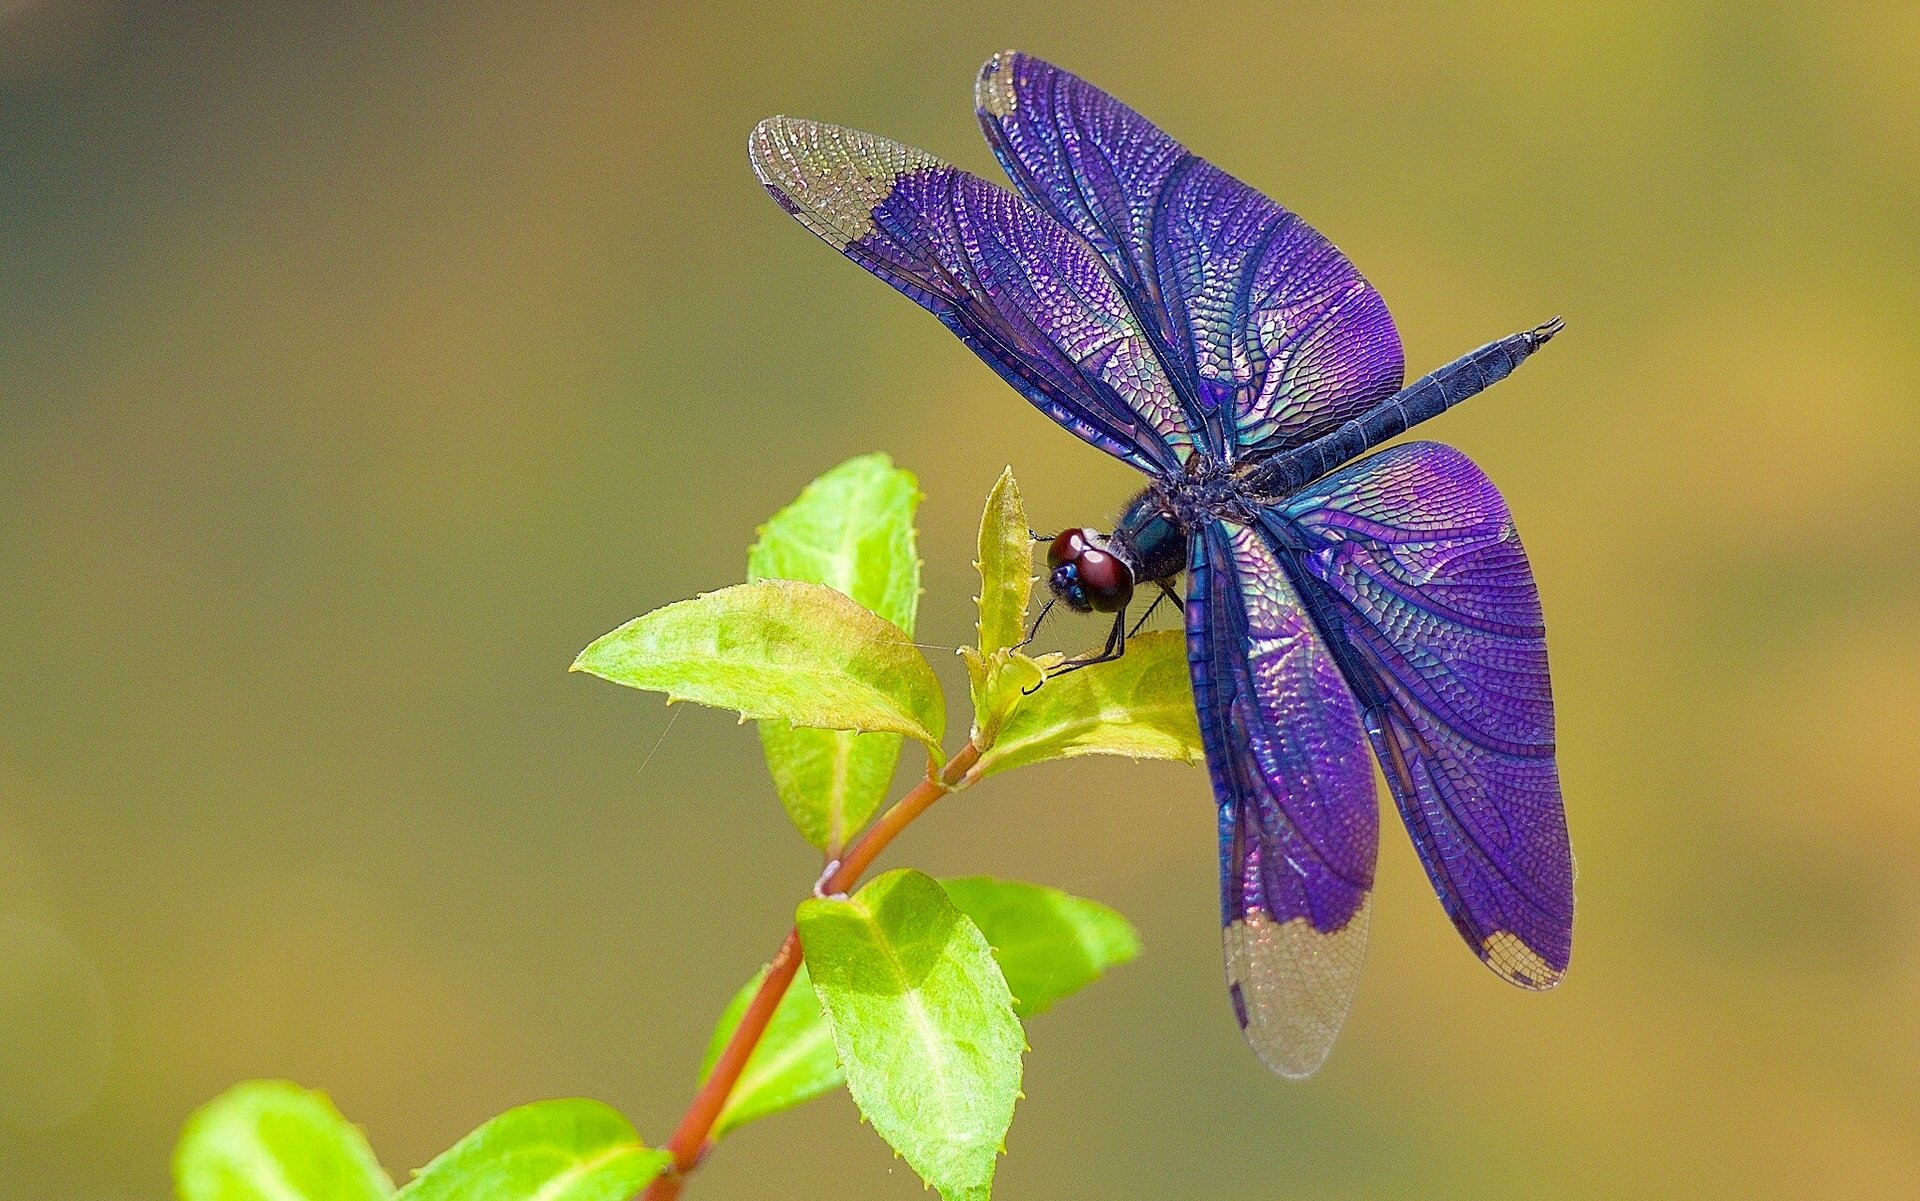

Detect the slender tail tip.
[{"left": 1529, "top": 315, "right": 1566, "bottom": 346}]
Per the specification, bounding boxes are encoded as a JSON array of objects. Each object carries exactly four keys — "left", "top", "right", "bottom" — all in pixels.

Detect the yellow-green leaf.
[
  {"left": 941, "top": 877, "right": 1141, "bottom": 1017},
  {"left": 174, "top": 1081, "right": 393, "bottom": 1201},
  {"left": 750, "top": 454, "right": 923, "bottom": 851},
  {"left": 972, "top": 630, "right": 1201, "bottom": 778},
  {"left": 960, "top": 645, "right": 1049, "bottom": 747},
  {"left": 692, "top": 875, "right": 1142, "bottom": 1140},
  {"left": 798, "top": 870, "right": 1022, "bottom": 1201},
  {"left": 973, "top": 467, "right": 1034, "bottom": 657},
  {"left": 572, "top": 580, "right": 944, "bottom": 758},
  {"left": 395, "top": 1099, "right": 667, "bottom": 1201},
  {"left": 696, "top": 962, "right": 840, "bottom": 1140}
]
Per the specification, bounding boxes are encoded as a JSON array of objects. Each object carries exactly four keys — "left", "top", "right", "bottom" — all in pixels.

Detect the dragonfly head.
[{"left": 1046, "top": 528, "right": 1135, "bottom": 614}]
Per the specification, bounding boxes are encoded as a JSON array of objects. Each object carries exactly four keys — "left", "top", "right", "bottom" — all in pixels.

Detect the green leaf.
[
  {"left": 749, "top": 454, "right": 923, "bottom": 851},
  {"left": 174, "top": 1080, "right": 393, "bottom": 1201},
  {"left": 971, "top": 629, "right": 1202, "bottom": 779},
  {"left": 395, "top": 1099, "right": 667, "bottom": 1201},
  {"left": 797, "top": 869, "right": 1022, "bottom": 1201},
  {"left": 573, "top": 579, "right": 944, "bottom": 758},
  {"left": 693, "top": 877, "right": 1140, "bottom": 1140},
  {"left": 960, "top": 646, "right": 1050, "bottom": 748},
  {"left": 759, "top": 717, "right": 907, "bottom": 850},
  {"left": 972, "top": 467, "right": 1033, "bottom": 657},
  {"left": 697, "top": 962, "right": 842, "bottom": 1140},
  {"left": 748, "top": 454, "right": 922, "bottom": 630},
  {"left": 940, "top": 877, "right": 1142, "bottom": 1017},
  {"left": 962, "top": 469, "right": 1049, "bottom": 749}
]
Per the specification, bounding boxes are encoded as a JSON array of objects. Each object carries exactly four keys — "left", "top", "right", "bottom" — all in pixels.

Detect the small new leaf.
[
  {"left": 750, "top": 454, "right": 923, "bottom": 851},
  {"left": 573, "top": 580, "right": 944, "bottom": 758},
  {"left": 798, "top": 869, "right": 1022, "bottom": 1201},
  {"left": 941, "top": 877, "right": 1142, "bottom": 1017},
  {"left": 972, "top": 630, "right": 1202, "bottom": 778},
  {"left": 959, "top": 646, "right": 1049, "bottom": 747},
  {"left": 697, "top": 962, "right": 842, "bottom": 1139},
  {"left": 395, "top": 1099, "right": 666, "bottom": 1201},
  {"left": 973, "top": 467, "right": 1034, "bottom": 657},
  {"left": 174, "top": 1080, "right": 393, "bottom": 1201},
  {"left": 964, "top": 468, "right": 1053, "bottom": 749}
]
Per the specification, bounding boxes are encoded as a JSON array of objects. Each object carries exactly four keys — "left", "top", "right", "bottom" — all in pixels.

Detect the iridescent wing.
[
  {"left": 1273, "top": 441, "right": 1573, "bottom": 987},
  {"left": 977, "top": 51, "right": 1403, "bottom": 460},
  {"left": 1186, "top": 518, "right": 1378, "bottom": 1077},
  {"left": 749, "top": 117, "right": 1193, "bottom": 473}
]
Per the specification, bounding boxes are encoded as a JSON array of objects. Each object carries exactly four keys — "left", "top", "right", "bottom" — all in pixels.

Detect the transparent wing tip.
[{"left": 1223, "top": 901, "right": 1370, "bottom": 1079}]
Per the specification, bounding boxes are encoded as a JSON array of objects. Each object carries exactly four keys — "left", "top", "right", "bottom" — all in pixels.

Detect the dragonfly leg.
[
  {"left": 1016, "top": 597, "right": 1057, "bottom": 649},
  {"left": 1022, "top": 610, "right": 1128, "bottom": 695},
  {"left": 1048, "top": 609, "right": 1128, "bottom": 678},
  {"left": 1126, "top": 579, "right": 1181, "bottom": 638}
]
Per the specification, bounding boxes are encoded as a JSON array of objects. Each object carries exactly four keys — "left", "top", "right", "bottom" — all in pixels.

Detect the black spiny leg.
[
  {"left": 1049, "top": 609, "right": 1128, "bottom": 679},
  {"left": 1015, "top": 528, "right": 1061, "bottom": 650},
  {"left": 1016, "top": 598, "right": 1057, "bottom": 649},
  {"left": 1022, "top": 607, "right": 1130, "bottom": 695},
  {"left": 1042, "top": 580, "right": 1178, "bottom": 691},
  {"left": 1127, "top": 579, "right": 1180, "bottom": 638}
]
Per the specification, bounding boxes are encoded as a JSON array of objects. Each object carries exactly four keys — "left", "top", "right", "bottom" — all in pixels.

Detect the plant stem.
[{"left": 640, "top": 741, "right": 984, "bottom": 1201}]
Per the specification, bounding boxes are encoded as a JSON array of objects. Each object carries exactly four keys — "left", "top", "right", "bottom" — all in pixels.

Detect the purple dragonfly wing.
[
  {"left": 976, "top": 51, "right": 1404, "bottom": 459},
  {"left": 1187, "top": 518, "right": 1378, "bottom": 1077},
  {"left": 1276, "top": 441, "right": 1573, "bottom": 987},
  {"left": 749, "top": 117, "right": 1194, "bottom": 473}
]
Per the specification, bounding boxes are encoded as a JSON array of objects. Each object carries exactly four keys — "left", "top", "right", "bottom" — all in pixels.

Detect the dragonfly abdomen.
[{"left": 1241, "top": 317, "right": 1563, "bottom": 497}]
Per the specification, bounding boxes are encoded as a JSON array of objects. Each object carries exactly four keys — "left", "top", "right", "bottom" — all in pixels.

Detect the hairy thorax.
[{"left": 1153, "top": 459, "right": 1257, "bottom": 531}]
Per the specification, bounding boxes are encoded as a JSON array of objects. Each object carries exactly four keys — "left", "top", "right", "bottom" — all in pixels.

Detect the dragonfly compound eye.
[
  {"left": 1045, "top": 528, "right": 1134, "bottom": 613},
  {"left": 1047, "top": 527, "right": 1094, "bottom": 568},
  {"left": 1072, "top": 546, "right": 1134, "bottom": 613}
]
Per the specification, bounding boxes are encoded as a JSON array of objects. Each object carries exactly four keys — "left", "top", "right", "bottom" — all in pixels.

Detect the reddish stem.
[{"left": 641, "top": 742, "right": 984, "bottom": 1201}]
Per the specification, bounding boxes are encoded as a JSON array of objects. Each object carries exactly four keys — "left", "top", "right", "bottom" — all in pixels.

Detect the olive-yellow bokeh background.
[{"left": 4, "top": 3, "right": 1916, "bottom": 1197}]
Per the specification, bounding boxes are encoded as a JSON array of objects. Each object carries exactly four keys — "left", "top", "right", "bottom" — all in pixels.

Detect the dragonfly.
[{"left": 749, "top": 51, "right": 1572, "bottom": 1077}]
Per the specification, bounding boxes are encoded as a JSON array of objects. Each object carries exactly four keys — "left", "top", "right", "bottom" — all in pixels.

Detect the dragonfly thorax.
[
  {"left": 1154, "top": 461, "right": 1257, "bottom": 530},
  {"left": 1102, "top": 487, "right": 1193, "bottom": 592}
]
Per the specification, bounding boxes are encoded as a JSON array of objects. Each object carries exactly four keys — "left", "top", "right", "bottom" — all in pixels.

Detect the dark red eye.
[
  {"left": 1047, "top": 528, "right": 1093, "bottom": 568},
  {"left": 1045, "top": 528, "right": 1135, "bottom": 612},
  {"left": 1072, "top": 547, "right": 1134, "bottom": 612}
]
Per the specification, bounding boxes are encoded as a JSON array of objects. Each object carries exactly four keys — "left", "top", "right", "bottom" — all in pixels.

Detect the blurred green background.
[{"left": 3, "top": 2, "right": 1916, "bottom": 1197}]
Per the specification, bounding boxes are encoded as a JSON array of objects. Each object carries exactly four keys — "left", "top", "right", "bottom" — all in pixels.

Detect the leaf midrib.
[
  {"left": 638, "top": 653, "right": 932, "bottom": 739},
  {"left": 221, "top": 1117, "right": 385, "bottom": 1201},
  {"left": 849, "top": 898, "right": 961, "bottom": 1141},
  {"left": 993, "top": 692, "right": 1195, "bottom": 761},
  {"left": 525, "top": 1142, "right": 654, "bottom": 1201},
  {"left": 225, "top": 1145, "right": 314, "bottom": 1201}
]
